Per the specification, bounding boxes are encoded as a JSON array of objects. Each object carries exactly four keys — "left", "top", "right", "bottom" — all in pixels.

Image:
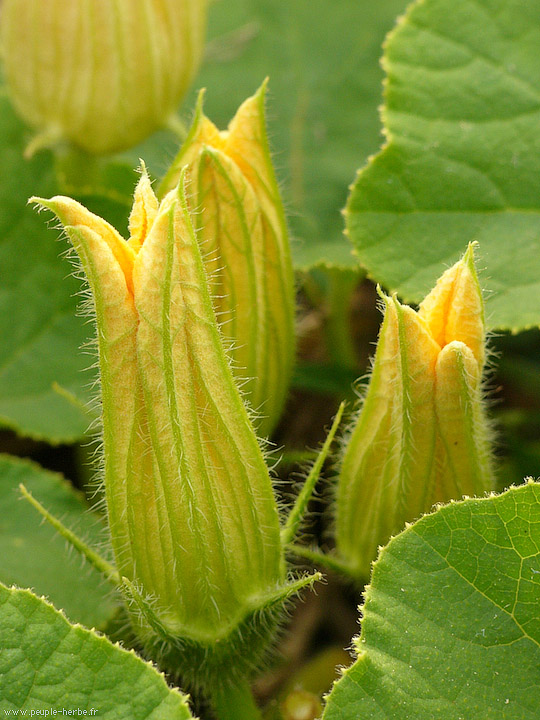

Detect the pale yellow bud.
[
  {"left": 336, "top": 244, "right": 494, "bottom": 581},
  {"left": 159, "top": 83, "right": 295, "bottom": 436},
  {"left": 31, "top": 166, "right": 315, "bottom": 689},
  {"left": 1, "top": 0, "right": 208, "bottom": 154}
]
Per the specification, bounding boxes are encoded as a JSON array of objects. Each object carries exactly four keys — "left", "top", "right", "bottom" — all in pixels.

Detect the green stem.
[
  {"left": 281, "top": 402, "right": 345, "bottom": 547},
  {"left": 210, "top": 678, "right": 262, "bottom": 720},
  {"left": 325, "top": 268, "right": 363, "bottom": 370},
  {"left": 24, "top": 127, "right": 62, "bottom": 158},
  {"left": 166, "top": 113, "right": 189, "bottom": 141},
  {"left": 288, "top": 544, "right": 362, "bottom": 581}
]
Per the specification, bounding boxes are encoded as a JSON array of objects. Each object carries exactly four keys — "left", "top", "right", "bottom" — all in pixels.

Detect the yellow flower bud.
[
  {"left": 335, "top": 244, "right": 494, "bottom": 581},
  {"left": 31, "top": 167, "right": 312, "bottom": 688},
  {"left": 1, "top": 0, "right": 208, "bottom": 154},
  {"left": 159, "top": 83, "right": 295, "bottom": 436}
]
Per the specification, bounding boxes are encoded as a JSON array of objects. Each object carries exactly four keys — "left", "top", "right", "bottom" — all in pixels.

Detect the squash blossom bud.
[
  {"left": 159, "top": 82, "right": 295, "bottom": 437},
  {"left": 1, "top": 0, "right": 208, "bottom": 154},
  {"left": 31, "top": 168, "right": 310, "bottom": 688},
  {"left": 335, "top": 244, "right": 494, "bottom": 581}
]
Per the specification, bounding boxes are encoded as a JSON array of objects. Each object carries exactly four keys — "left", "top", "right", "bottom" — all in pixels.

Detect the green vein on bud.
[{"left": 133, "top": 171, "right": 283, "bottom": 639}]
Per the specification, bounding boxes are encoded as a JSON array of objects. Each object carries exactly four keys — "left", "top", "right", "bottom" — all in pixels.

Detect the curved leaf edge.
[
  {"left": 0, "top": 582, "right": 195, "bottom": 716},
  {"left": 321, "top": 478, "right": 540, "bottom": 712}
]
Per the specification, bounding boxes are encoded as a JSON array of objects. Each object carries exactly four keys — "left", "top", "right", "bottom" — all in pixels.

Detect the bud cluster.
[{"left": 26, "top": 67, "right": 498, "bottom": 708}]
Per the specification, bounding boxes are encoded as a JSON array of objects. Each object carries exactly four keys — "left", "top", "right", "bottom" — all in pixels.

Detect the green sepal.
[
  {"left": 19, "top": 483, "right": 322, "bottom": 693},
  {"left": 281, "top": 402, "right": 345, "bottom": 547},
  {"left": 127, "top": 571, "right": 322, "bottom": 692},
  {"left": 19, "top": 484, "right": 119, "bottom": 586}
]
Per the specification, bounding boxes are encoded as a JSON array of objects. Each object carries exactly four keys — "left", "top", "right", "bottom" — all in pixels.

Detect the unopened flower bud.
[
  {"left": 1, "top": 0, "right": 208, "bottom": 154},
  {"left": 335, "top": 244, "right": 494, "bottom": 580},
  {"left": 160, "top": 83, "right": 295, "bottom": 436},
  {"left": 31, "top": 168, "right": 313, "bottom": 688}
]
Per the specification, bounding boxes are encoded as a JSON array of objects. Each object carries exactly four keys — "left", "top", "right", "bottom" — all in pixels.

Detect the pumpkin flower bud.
[
  {"left": 30, "top": 168, "right": 315, "bottom": 689},
  {"left": 1, "top": 0, "right": 208, "bottom": 155},
  {"left": 335, "top": 244, "right": 494, "bottom": 581},
  {"left": 159, "top": 82, "right": 295, "bottom": 436}
]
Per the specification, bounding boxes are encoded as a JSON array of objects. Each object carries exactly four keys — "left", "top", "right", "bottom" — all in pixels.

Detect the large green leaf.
[
  {"left": 0, "top": 584, "right": 194, "bottom": 718},
  {"left": 347, "top": 0, "right": 540, "bottom": 331},
  {"left": 0, "top": 90, "right": 91, "bottom": 442},
  {"left": 322, "top": 481, "right": 540, "bottom": 719},
  {"left": 0, "top": 455, "right": 117, "bottom": 629}
]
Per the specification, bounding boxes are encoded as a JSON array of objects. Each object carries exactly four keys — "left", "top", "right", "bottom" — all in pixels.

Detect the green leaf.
[
  {"left": 0, "top": 90, "right": 92, "bottom": 442},
  {"left": 0, "top": 583, "right": 194, "bottom": 718},
  {"left": 347, "top": 0, "right": 540, "bottom": 331},
  {"left": 0, "top": 454, "right": 117, "bottom": 629},
  {"left": 322, "top": 481, "right": 540, "bottom": 720},
  {"left": 186, "top": 0, "right": 409, "bottom": 269}
]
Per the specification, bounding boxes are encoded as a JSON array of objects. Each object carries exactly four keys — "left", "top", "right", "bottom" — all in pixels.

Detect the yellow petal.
[
  {"left": 223, "top": 82, "right": 295, "bottom": 433},
  {"left": 159, "top": 83, "right": 295, "bottom": 435},
  {"left": 32, "top": 195, "right": 136, "bottom": 295},
  {"left": 128, "top": 168, "right": 159, "bottom": 252},
  {"left": 224, "top": 82, "right": 286, "bottom": 245},
  {"left": 30, "top": 196, "right": 140, "bottom": 581},
  {"left": 418, "top": 243, "right": 485, "bottom": 367},
  {"left": 194, "top": 145, "right": 279, "bottom": 424},
  {"left": 158, "top": 90, "right": 222, "bottom": 196}
]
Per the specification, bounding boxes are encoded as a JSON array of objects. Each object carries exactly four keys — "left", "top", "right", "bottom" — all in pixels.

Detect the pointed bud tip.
[
  {"left": 255, "top": 77, "right": 270, "bottom": 103},
  {"left": 137, "top": 159, "right": 149, "bottom": 177},
  {"left": 28, "top": 195, "right": 51, "bottom": 209},
  {"left": 463, "top": 240, "right": 478, "bottom": 264},
  {"left": 28, "top": 195, "right": 73, "bottom": 219}
]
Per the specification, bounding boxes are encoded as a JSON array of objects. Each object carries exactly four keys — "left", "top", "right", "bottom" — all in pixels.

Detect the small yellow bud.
[
  {"left": 335, "top": 244, "right": 494, "bottom": 580},
  {"left": 31, "top": 167, "right": 310, "bottom": 687},
  {"left": 1, "top": 0, "right": 208, "bottom": 154},
  {"left": 159, "top": 83, "right": 295, "bottom": 436},
  {"left": 418, "top": 243, "right": 485, "bottom": 367}
]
